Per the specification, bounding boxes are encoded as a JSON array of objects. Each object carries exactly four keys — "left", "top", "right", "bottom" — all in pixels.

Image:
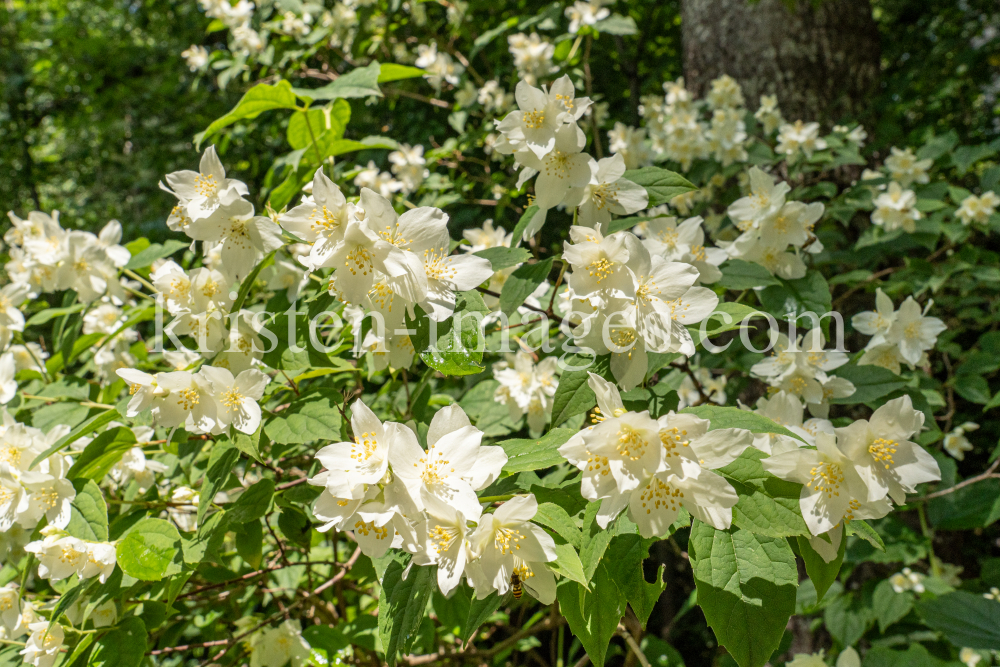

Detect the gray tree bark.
[{"left": 681, "top": 0, "right": 880, "bottom": 124}]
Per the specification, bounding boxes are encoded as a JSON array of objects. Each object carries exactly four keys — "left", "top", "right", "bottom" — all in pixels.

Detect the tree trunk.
[{"left": 681, "top": 0, "right": 880, "bottom": 124}]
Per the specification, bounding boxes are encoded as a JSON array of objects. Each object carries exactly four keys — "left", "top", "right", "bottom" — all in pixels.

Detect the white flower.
[
  {"left": 836, "top": 396, "right": 940, "bottom": 505},
  {"left": 706, "top": 74, "right": 745, "bottom": 109},
  {"left": 110, "top": 447, "right": 169, "bottom": 492},
  {"left": 747, "top": 391, "right": 832, "bottom": 454},
  {"left": 608, "top": 123, "right": 652, "bottom": 169},
  {"left": 943, "top": 422, "right": 979, "bottom": 461},
  {"left": 26, "top": 529, "right": 88, "bottom": 582},
  {"left": 169, "top": 486, "right": 199, "bottom": 532},
  {"left": 884, "top": 147, "right": 932, "bottom": 188},
  {"left": 462, "top": 219, "right": 511, "bottom": 253},
  {"left": 754, "top": 95, "right": 784, "bottom": 134},
  {"left": 91, "top": 601, "right": 117, "bottom": 628},
  {"left": 640, "top": 216, "right": 727, "bottom": 284},
  {"left": 278, "top": 168, "right": 356, "bottom": 270},
  {"left": 467, "top": 494, "right": 558, "bottom": 603},
  {"left": 956, "top": 192, "right": 999, "bottom": 225},
  {"left": 20, "top": 621, "right": 63, "bottom": 667},
  {"left": 182, "top": 44, "right": 209, "bottom": 71},
  {"left": 248, "top": 620, "right": 311, "bottom": 667},
  {"left": 627, "top": 460, "right": 740, "bottom": 537},
  {"left": 852, "top": 288, "right": 896, "bottom": 346},
  {"left": 881, "top": 296, "right": 946, "bottom": 367},
  {"left": 186, "top": 199, "right": 285, "bottom": 282},
  {"left": 762, "top": 431, "right": 891, "bottom": 536},
  {"left": 413, "top": 490, "right": 480, "bottom": 595},
  {"left": 565, "top": 0, "right": 609, "bottom": 34},
  {"left": 727, "top": 167, "right": 790, "bottom": 232},
  {"left": 750, "top": 328, "right": 852, "bottom": 416},
  {"left": 516, "top": 124, "right": 592, "bottom": 210},
  {"left": 388, "top": 144, "right": 429, "bottom": 193},
  {"left": 507, "top": 33, "right": 556, "bottom": 85},
  {"left": 414, "top": 43, "right": 464, "bottom": 91},
  {"left": 776, "top": 121, "right": 827, "bottom": 159},
  {"left": 677, "top": 366, "right": 727, "bottom": 409},
  {"left": 574, "top": 154, "right": 649, "bottom": 232},
  {"left": 79, "top": 542, "right": 117, "bottom": 583},
  {"left": 0, "top": 354, "right": 16, "bottom": 405},
  {"left": 960, "top": 649, "right": 983, "bottom": 667},
  {"left": 162, "top": 146, "right": 249, "bottom": 223},
  {"left": 21, "top": 477, "right": 76, "bottom": 530},
  {"left": 494, "top": 353, "right": 559, "bottom": 432},
  {"left": 264, "top": 255, "right": 310, "bottom": 301},
  {"left": 889, "top": 566, "right": 926, "bottom": 594},
  {"left": 872, "top": 182, "right": 922, "bottom": 233},
  {"left": 199, "top": 366, "right": 268, "bottom": 435},
  {"left": 495, "top": 76, "right": 590, "bottom": 160}
]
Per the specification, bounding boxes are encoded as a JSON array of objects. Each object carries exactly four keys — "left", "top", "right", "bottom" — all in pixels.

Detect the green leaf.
[
  {"left": 916, "top": 131, "right": 959, "bottom": 161},
  {"left": 379, "top": 559, "right": 435, "bottom": 666},
  {"left": 66, "top": 426, "right": 137, "bottom": 481},
  {"left": 717, "top": 449, "right": 809, "bottom": 538},
  {"left": 286, "top": 100, "right": 350, "bottom": 150},
  {"left": 498, "top": 428, "right": 576, "bottom": 473},
  {"left": 182, "top": 510, "right": 229, "bottom": 564},
  {"left": 460, "top": 591, "right": 502, "bottom": 644},
  {"left": 458, "top": 379, "right": 520, "bottom": 437},
  {"left": 605, "top": 534, "right": 667, "bottom": 629},
  {"left": 266, "top": 389, "right": 345, "bottom": 444},
  {"left": 622, "top": 167, "right": 696, "bottom": 207},
  {"left": 550, "top": 354, "right": 611, "bottom": 426},
  {"left": 718, "top": 260, "right": 781, "bottom": 290},
  {"left": 549, "top": 542, "right": 588, "bottom": 588},
  {"left": 593, "top": 13, "right": 638, "bottom": 35},
  {"left": 278, "top": 506, "right": 312, "bottom": 548},
  {"left": 200, "top": 80, "right": 299, "bottom": 144},
  {"left": 845, "top": 519, "right": 885, "bottom": 551},
  {"left": 198, "top": 439, "right": 240, "bottom": 525},
  {"left": 579, "top": 501, "right": 616, "bottom": 581},
  {"left": 872, "top": 579, "right": 913, "bottom": 633},
  {"left": 303, "top": 626, "right": 350, "bottom": 666},
  {"left": 917, "top": 591, "right": 1000, "bottom": 649},
  {"left": 680, "top": 405, "right": 807, "bottom": 444},
  {"left": 50, "top": 577, "right": 96, "bottom": 625},
  {"left": 90, "top": 617, "right": 147, "bottom": 667},
  {"left": 830, "top": 364, "right": 908, "bottom": 404},
  {"left": 31, "top": 402, "right": 89, "bottom": 434},
  {"left": 689, "top": 521, "right": 798, "bottom": 667},
  {"left": 293, "top": 62, "right": 382, "bottom": 101},
  {"left": 235, "top": 519, "right": 264, "bottom": 569},
  {"left": 66, "top": 479, "right": 109, "bottom": 541},
  {"left": 758, "top": 272, "right": 832, "bottom": 321},
  {"left": 419, "top": 306, "right": 486, "bottom": 376},
  {"left": 952, "top": 143, "right": 999, "bottom": 175},
  {"left": 556, "top": 562, "right": 626, "bottom": 667},
  {"left": 123, "top": 239, "right": 190, "bottom": 271},
  {"left": 25, "top": 302, "right": 85, "bottom": 327},
  {"left": 116, "top": 518, "right": 182, "bottom": 581},
  {"left": 228, "top": 479, "right": 275, "bottom": 524},
  {"left": 511, "top": 205, "right": 540, "bottom": 243},
  {"left": 472, "top": 246, "right": 530, "bottom": 272},
  {"left": 796, "top": 527, "right": 845, "bottom": 602},
  {"left": 533, "top": 502, "right": 582, "bottom": 547},
  {"left": 377, "top": 63, "right": 426, "bottom": 83},
  {"left": 499, "top": 257, "right": 553, "bottom": 317},
  {"left": 470, "top": 17, "right": 519, "bottom": 59},
  {"left": 824, "top": 591, "right": 873, "bottom": 646},
  {"left": 230, "top": 250, "right": 275, "bottom": 312}
]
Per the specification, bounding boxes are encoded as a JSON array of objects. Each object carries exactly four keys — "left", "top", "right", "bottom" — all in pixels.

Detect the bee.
[{"left": 510, "top": 572, "right": 523, "bottom": 600}]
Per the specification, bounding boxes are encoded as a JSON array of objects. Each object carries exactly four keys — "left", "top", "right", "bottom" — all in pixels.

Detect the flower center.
[
  {"left": 194, "top": 174, "right": 219, "bottom": 197},
  {"left": 868, "top": 437, "right": 898, "bottom": 469},
  {"left": 428, "top": 524, "right": 458, "bottom": 553},
  {"left": 345, "top": 246, "right": 373, "bottom": 276},
  {"left": 807, "top": 462, "right": 844, "bottom": 498},
  {"left": 616, "top": 424, "right": 648, "bottom": 460},
  {"left": 351, "top": 431, "right": 378, "bottom": 462},
  {"left": 221, "top": 388, "right": 244, "bottom": 409},
  {"left": 494, "top": 526, "right": 524, "bottom": 555},
  {"left": 586, "top": 257, "right": 614, "bottom": 283},
  {"left": 522, "top": 110, "right": 545, "bottom": 129},
  {"left": 177, "top": 388, "right": 200, "bottom": 410},
  {"left": 638, "top": 477, "right": 683, "bottom": 514}
]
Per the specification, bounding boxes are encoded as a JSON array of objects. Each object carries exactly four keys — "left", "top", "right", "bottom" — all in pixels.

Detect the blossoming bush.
[{"left": 1, "top": 2, "right": 1000, "bottom": 667}]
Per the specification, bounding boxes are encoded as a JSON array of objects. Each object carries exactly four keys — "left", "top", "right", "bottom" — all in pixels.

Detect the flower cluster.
[
  {"left": 724, "top": 167, "right": 824, "bottom": 279},
  {"left": 889, "top": 566, "right": 927, "bottom": 593},
  {"left": 751, "top": 328, "right": 855, "bottom": 418},
  {"left": 763, "top": 396, "right": 940, "bottom": 553},
  {"left": 559, "top": 373, "right": 752, "bottom": 537},
  {"left": 310, "top": 401, "right": 557, "bottom": 601},
  {"left": 25, "top": 525, "right": 116, "bottom": 583},
  {"left": 852, "top": 289, "right": 946, "bottom": 374},
  {"left": 493, "top": 351, "right": 560, "bottom": 432}
]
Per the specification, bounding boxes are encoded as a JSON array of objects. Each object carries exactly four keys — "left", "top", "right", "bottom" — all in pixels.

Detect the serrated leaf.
[
  {"left": 265, "top": 389, "right": 344, "bottom": 444},
  {"left": 511, "top": 205, "right": 540, "bottom": 243},
  {"left": 116, "top": 518, "right": 182, "bottom": 581},
  {"left": 123, "top": 239, "right": 190, "bottom": 271},
  {"left": 498, "top": 428, "right": 576, "bottom": 473},
  {"left": 286, "top": 100, "right": 350, "bottom": 150},
  {"left": 66, "top": 426, "right": 137, "bottom": 481},
  {"left": 796, "top": 526, "right": 845, "bottom": 602},
  {"left": 622, "top": 167, "right": 696, "bottom": 207},
  {"left": 66, "top": 479, "right": 109, "bottom": 542},
  {"left": 228, "top": 479, "right": 275, "bottom": 524},
  {"left": 419, "top": 307, "right": 486, "bottom": 376},
  {"left": 872, "top": 579, "right": 913, "bottom": 633},
  {"left": 200, "top": 80, "right": 299, "bottom": 145},
  {"left": 472, "top": 246, "right": 530, "bottom": 271},
  {"left": 681, "top": 405, "right": 807, "bottom": 444},
  {"left": 499, "top": 257, "right": 553, "bottom": 317},
  {"left": 550, "top": 354, "right": 611, "bottom": 426},
  {"left": 198, "top": 439, "right": 240, "bottom": 524},
  {"left": 758, "top": 272, "right": 832, "bottom": 321},
  {"left": 831, "top": 364, "right": 908, "bottom": 404},
  {"left": 379, "top": 559, "right": 436, "bottom": 666},
  {"left": 90, "top": 617, "right": 147, "bottom": 667},
  {"left": 293, "top": 62, "right": 382, "bottom": 101},
  {"left": 556, "top": 563, "right": 625, "bottom": 667},
  {"left": 605, "top": 534, "right": 667, "bottom": 628},
  {"left": 533, "top": 502, "right": 582, "bottom": 547},
  {"left": 718, "top": 260, "right": 781, "bottom": 290},
  {"left": 460, "top": 591, "right": 502, "bottom": 644},
  {"left": 917, "top": 591, "right": 1000, "bottom": 649},
  {"left": 718, "top": 449, "right": 810, "bottom": 538},
  {"left": 845, "top": 519, "right": 885, "bottom": 551},
  {"left": 689, "top": 521, "right": 798, "bottom": 667},
  {"left": 549, "top": 542, "right": 588, "bottom": 588}
]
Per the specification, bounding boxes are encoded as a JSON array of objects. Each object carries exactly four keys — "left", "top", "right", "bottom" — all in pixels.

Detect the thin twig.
[
  {"left": 912, "top": 459, "right": 1000, "bottom": 502},
  {"left": 618, "top": 625, "right": 651, "bottom": 667}
]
